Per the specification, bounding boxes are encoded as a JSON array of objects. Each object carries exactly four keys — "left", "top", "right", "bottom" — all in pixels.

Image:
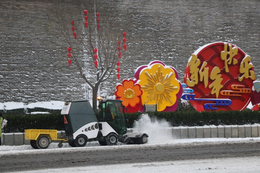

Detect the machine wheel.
[
  {"left": 105, "top": 133, "right": 118, "bottom": 145},
  {"left": 68, "top": 140, "right": 76, "bottom": 147},
  {"left": 74, "top": 134, "right": 88, "bottom": 147},
  {"left": 139, "top": 134, "right": 148, "bottom": 144},
  {"left": 98, "top": 140, "right": 107, "bottom": 146},
  {"left": 30, "top": 140, "right": 39, "bottom": 149},
  {"left": 36, "top": 135, "right": 50, "bottom": 149}
]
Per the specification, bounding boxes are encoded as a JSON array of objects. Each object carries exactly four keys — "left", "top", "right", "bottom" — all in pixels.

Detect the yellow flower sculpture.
[{"left": 138, "top": 63, "right": 181, "bottom": 111}]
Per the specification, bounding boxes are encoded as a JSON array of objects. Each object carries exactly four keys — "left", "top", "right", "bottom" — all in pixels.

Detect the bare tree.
[{"left": 53, "top": 1, "right": 127, "bottom": 113}]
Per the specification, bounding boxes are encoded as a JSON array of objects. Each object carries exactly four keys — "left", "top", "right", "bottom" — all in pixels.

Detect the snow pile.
[
  {"left": 133, "top": 114, "right": 174, "bottom": 143},
  {"left": 0, "top": 101, "right": 65, "bottom": 110}
]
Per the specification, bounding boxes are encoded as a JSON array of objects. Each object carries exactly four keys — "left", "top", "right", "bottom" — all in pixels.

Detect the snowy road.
[{"left": 1, "top": 138, "right": 260, "bottom": 173}]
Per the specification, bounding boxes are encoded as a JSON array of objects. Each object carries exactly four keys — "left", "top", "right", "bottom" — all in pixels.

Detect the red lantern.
[
  {"left": 84, "top": 16, "right": 88, "bottom": 21},
  {"left": 85, "top": 21, "right": 88, "bottom": 28},
  {"left": 94, "top": 60, "right": 98, "bottom": 68},
  {"left": 71, "top": 26, "right": 75, "bottom": 32},
  {"left": 123, "top": 44, "right": 127, "bottom": 51},
  {"left": 118, "top": 52, "right": 121, "bottom": 59},
  {"left": 68, "top": 47, "right": 71, "bottom": 52},
  {"left": 96, "top": 12, "right": 100, "bottom": 17},
  {"left": 118, "top": 41, "right": 121, "bottom": 46},
  {"left": 84, "top": 10, "right": 88, "bottom": 15},
  {"left": 97, "top": 24, "right": 100, "bottom": 30},
  {"left": 117, "top": 61, "right": 120, "bottom": 66},
  {"left": 73, "top": 32, "right": 77, "bottom": 39},
  {"left": 68, "top": 58, "right": 71, "bottom": 66},
  {"left": 123, "top": 32, "right": 126, "bottom": 37},
  {"left": 118, "top": 46, "right": 121, "bottom": 52},
  {"left": 94, "top": 54, "right": 98, "bottom": 59},
  {"left": 71, "top": 21, "right": 74, "bottom": 25},
  {"left": 123, "top": 37, "right": 127, "bottom": 43},
  {"left": 94, "top": 48, "right": 97, "bottom": 53},
  {"left": 117, "top": 73, "right": 120, "bottom": 80},
  {"left": 68, "top": 53, "right": 71, "bottom": 58},
  {"left": 97, "top": 18, "right": 100, "bottom": 23},
  {"left": 117, "top": 67, "right": 120, "bottom": 72}
]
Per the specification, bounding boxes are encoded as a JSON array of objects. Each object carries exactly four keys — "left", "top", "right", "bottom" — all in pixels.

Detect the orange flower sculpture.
[{"left": 115, "top": 79, "right": 143, "bottom": 113}]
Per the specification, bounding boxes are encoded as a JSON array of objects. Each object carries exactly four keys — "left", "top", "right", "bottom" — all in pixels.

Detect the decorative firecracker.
[
  {"left": 123, "top": 44, "right": 127, "bottom": 51},
  {"left": 94, "top": 60, "right": 98, "bottom": 68},
  {"left": 118, "top": 52, "right": 121, "bottom": 59},
  {"left": 73, "top": 32, "right": 77, "bottom": 39},
  {"left": 68, "top": 58, "right": 71, "bottom": 66}
]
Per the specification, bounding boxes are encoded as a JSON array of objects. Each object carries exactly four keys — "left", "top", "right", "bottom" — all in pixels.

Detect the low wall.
[{"left": 1, "top": 125, "right": 260, "bottom": 146}]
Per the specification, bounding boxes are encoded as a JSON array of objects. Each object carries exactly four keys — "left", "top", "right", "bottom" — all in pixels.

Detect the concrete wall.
[
  {"left": 2, "top": 125, "right": 260, "bottom": 146},
  {"left": 0, "top": 0, "right": 259, "bottom": 103}
]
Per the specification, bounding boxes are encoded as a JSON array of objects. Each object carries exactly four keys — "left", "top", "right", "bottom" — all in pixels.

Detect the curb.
[{"left": 1, "top": 125, "right": 260, "bottom": 146}]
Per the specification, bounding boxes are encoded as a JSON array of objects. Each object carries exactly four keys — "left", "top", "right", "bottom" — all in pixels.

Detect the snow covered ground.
[{"left": 1, "top": 138, "right": 260, "bottom": 173}]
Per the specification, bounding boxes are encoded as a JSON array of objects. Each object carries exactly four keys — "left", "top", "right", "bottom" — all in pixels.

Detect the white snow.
[{"left": 0, "top": 101, "right": 64, "bottom": 111}]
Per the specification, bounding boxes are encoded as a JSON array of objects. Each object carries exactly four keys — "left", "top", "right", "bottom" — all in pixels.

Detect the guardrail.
[{"left": 1, "top": 125, "right": 260, "bottom": 146}]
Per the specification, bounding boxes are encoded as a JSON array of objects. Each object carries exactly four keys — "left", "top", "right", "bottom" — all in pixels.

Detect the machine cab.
[{"left": 98, "top": 100, "right": 127, "bottom": 135}]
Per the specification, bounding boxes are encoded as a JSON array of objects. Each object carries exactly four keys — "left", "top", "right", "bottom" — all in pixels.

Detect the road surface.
[{"left": 1, "top": 140, "right": 260, "bottom": 172}]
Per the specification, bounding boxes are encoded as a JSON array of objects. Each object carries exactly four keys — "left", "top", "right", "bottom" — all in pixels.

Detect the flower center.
[
  {"left": 155, "top": 83, "right": 164, "bottom": 93},
  {"left": 124, "top": 88, "right": 135, "bottom": 99}
]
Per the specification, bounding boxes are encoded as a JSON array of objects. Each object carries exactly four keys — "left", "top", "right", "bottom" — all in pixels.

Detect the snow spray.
[{"left": 132, "top": 114, "right": 174, "bottom": 144}]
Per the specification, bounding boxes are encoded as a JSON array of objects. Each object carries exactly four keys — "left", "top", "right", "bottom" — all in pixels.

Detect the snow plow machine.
[{"left": 61, "top": 99, "right": 148, "bottom": 147}]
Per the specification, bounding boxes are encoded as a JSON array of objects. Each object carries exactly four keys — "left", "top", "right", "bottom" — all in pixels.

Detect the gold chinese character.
[
  {"left": 186, "top": 54, "right": 200, "bottom": 87},
  {"left": 238, "top": 55, "right": 255, "bottom": 81},
  {"left": 220, "top": 43, "right": 238, "bottom": 73},
  {"left": 209, "top": 67, "right": 223, "bottom": 98},
  {"left": 199, "top": 61, "right": 209, "bottom": 88}
]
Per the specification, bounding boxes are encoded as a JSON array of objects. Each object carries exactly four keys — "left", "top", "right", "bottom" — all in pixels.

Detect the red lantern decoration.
[
  {"left": 84, "top": 16, "right": 88, "bottom": 21},
  {"left": 71, "top": 26, "right": 75, "bottom": 32},
  {"left": 97, "top": 24, "right": 100, "bottom": 30},
  {"left": 96, "top": 12, "right": 100, "bottom": 17},
  {"left": 123, "top": 37, "right": 127, "bottom": 43},
  {"left": 71, "top": 21, "right": 74, "bottom": 25},
  {"left": 117, "top": 61, "right": 120, "bottom": 66},
  {"left": 94, "top": 60, "right": 98, "bottom": 68},
  {"left": 73, "top": 32, "right": 77, "bottom": 39},
  {"left": 117, "top": 67, "right": 120, "bottom": 72},
  {"left": 123, "top": 32, "right": 126, "bottom": 37},
  {"left": 97, "top": 18, "right": 100, "bottom": 23},
  {"left": 118, "top": 46, "right": 121, "bottom": 52},
  {"left": 118, "top": 41, "right": 121, "bottom": 46},
  {"left": 68, "top": 58, "right": 71, "bottom": 66},
  {"left": 123, "top": 44, "right": 127, "bottom": 51},
  {"left": 68, "top": 53, "right": 71, "bottom": 58},
  {"left": 118, "top": 52, "right": 121, "bottom": 59},
  {"left": 94, "top": 48, "right": 97, "bottom": 53},
  {"left": 84, "top": 10, "right": 88, "bottom": 15},
  {"left": 68, "top": 47, "right": 71, "bottom": 52},
  {"left": 117, "top": 73, "right": 120, "bottom": 80},
  {"left": 94, "top": 54, "right": 98, "bottom": 59},
  {"left": 85, "top": 21, "right": 88, "bottom": 28}
]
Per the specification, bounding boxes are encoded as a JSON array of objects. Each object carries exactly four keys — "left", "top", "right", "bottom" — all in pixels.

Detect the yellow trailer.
[{"left": 25, "top": 129, "right": 67, "bottom": 149}]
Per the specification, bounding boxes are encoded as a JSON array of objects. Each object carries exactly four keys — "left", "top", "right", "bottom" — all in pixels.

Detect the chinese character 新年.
[
  {"left": 209, "top": 66, "right": 223, "bottom": 98},
  {"left": 186, "top": 54, "right": 209, "bottom": 88}
]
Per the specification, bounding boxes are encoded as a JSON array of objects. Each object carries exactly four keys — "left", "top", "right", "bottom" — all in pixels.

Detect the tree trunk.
[{"left": 92, "top": 85, "right": 99, "bottom": 114}]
